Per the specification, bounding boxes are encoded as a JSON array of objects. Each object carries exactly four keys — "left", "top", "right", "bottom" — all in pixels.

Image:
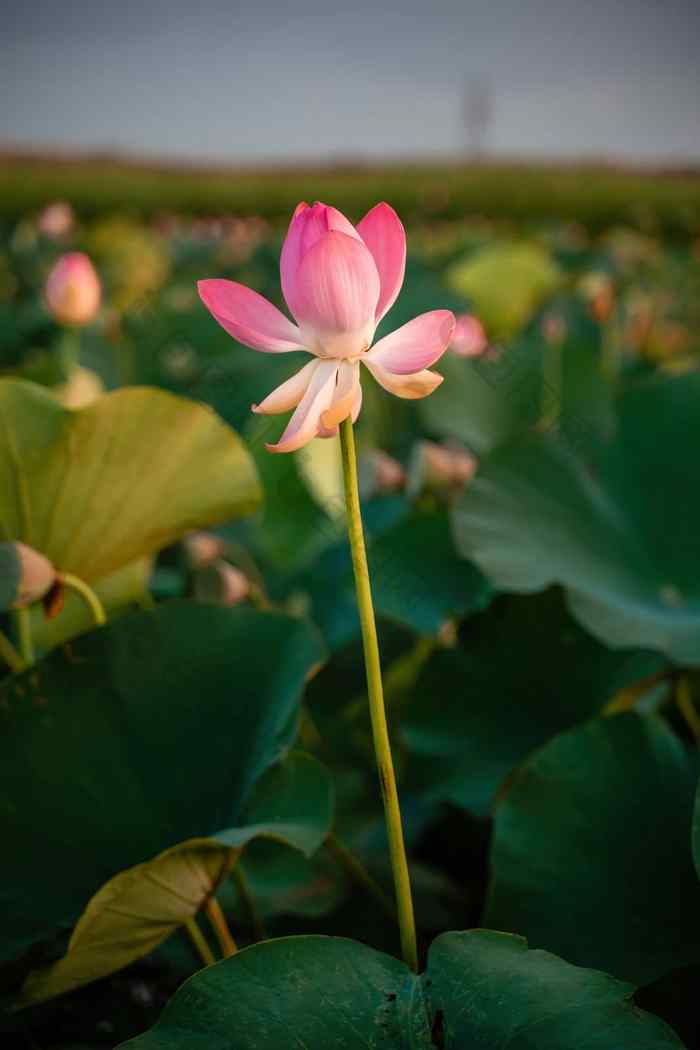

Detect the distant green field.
[{"left": 2, "top": 154, "right": 699, "bottom": 235}]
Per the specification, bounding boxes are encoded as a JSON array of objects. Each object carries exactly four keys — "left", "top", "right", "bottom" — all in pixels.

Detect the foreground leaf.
[
  {"left": 17, "top": 839, "right": 236, "bottom": 1007},
  {"left": 485, "top": 712, "right": 700, "bottom": 984},
  {"left": 118, "top": 930, "right": 683, "bottom": 1048},
  {"left": 453, "top": 372, "right": 700, "bottom": 663},
  {"left": 0, "top": 602, "right": 324, "bottom": 959}
]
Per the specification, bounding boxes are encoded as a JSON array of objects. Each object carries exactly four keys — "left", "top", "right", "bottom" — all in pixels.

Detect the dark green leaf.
[
  {"left": 486, "top": 712, "right": 700, "bottom": 984},
  {"left": 403, "top": 590, "right": 665, "bottom": 815},
  {"left": 118, "top": 930, "right": 683, "bottom": 1048},
  {"left": 0, "top": 602, "right": 324, "bottom": 959}
]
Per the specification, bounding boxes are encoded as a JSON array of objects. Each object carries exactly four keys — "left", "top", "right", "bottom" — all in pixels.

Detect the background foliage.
[{"left": 1, "top": 166, "right": 699, "bottom": 1047}]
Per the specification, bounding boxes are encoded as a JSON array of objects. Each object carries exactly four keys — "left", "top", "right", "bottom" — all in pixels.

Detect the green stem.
[
  {"left": 325, "top": 832, "right": 396, "bottom": 923},
  {"left": 184, "top": 916, "right": 217, "bottom": 967},
  {"left": 338, "top": 417, "right": 418, "bottom": 972},
  {"left": 60, "top": 572, "right": 106, "bottom": 627},
  {"left": 13, "top": 607, "right": 34, "bottom": 666},
  {"left": 0, "top": 629, "right": 25, "bottom": 674}
]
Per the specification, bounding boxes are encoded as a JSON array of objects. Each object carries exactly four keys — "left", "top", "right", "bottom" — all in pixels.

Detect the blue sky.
[{"left": 2, "top": 0, "right": 699, "bottom": 162}]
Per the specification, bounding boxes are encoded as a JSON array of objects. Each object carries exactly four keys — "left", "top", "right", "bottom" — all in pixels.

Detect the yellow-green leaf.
[
  {"left": 17, "top": 838, "right": 236, "bottom": 1007},
  {"left": 0, "top": 379, "right": 261, "bottom": 645}
]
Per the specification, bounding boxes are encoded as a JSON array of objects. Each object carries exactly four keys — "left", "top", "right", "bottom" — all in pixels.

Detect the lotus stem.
[
  {"left": 205, "top": 897, "right": 238, "bottom": 958},
  {"left": 60, "top": 572, "right": 107, "bottom": 627},
  {"left": 338, "top": 416, "right": 418, "bottom": 972},
  {"left": 0, "top": 629, "right": 25, "bottom": 674},
  {"left": 13, "top": 607, "right": 34, "bottom": 666}
]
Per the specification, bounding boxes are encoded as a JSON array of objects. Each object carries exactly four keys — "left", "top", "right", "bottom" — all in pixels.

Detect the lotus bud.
[
  {"left": 408, "top": 440, "right": 477, "bottom": 498},
  {"left": 541, "top": 313, "right": 567, "bottom": 345},
  {"left": 37, "top": 201, "right": 74, "bottom": 239},
  {"left": 193, "top": 561, "right": 250, "bottom": 607},
  {"left": 578, "top": 272, "right": 615, "bottom": 324},
  {"left": 45, "top": 252, "right": 101, "bottom": 326},
  {"left": 449, "top": 314, "right": 488, "bottom": 357},
  {"left": 358, "top": 449, "right": 406, "bottom": 498},
  {"left": 13, "top": 543, "right": 57, "bottom": 607},
  {"left": 184, "top": 531, "right": 227, "bottom": 569}
]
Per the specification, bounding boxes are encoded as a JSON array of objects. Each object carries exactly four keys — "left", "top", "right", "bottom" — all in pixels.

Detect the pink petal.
[
  {"left": 251, "top": 359, "right": 317, "bottom": 415},
  {"left": 365, "top": 310, "right": 455, "bottom": 374},
  {"left": 266, "top": 360, "right": 339, "bottom": 453},
  {"left": 198, "top": 279, "right": 303, "bottom": 353},
  {"left": 321, "top": 361, "right": 360, "bottom": 429},
  {"left": 294, "top": 232, "right": 380, "bottom": 354},
  {"left": 281, "top": 202, "right": 361, "bottom": 321},
  {"left": 362, "top": 358, "right": 444, "bottom": 400},
  {"left": 356, "top": 203, "right": 406, "bottom": 322}
]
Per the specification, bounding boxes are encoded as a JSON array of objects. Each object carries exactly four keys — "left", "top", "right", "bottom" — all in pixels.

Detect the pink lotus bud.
[
  {"left": 38, "top": 201, "right": 75, "bottom": 239},
  {"left": 193, "top": 561, "right": 250, "bottom": 606},
  {"left": 184, "top": 531, "right": 227, "bottom": 569},
  {"left": 13, "top": 543, "right": 57, "bottom": 607},
  {"left": 45, "top": 252, "right": 101, "bottom": 326},
  {"left": 449, "top": 314, "right": 488, "bottom": 357},
  {"left": 373, "top": 451, "right": 405, "bottom": 492},
  {"left": 541, "top": 314, "right": 567, "bottom": 345},
  {"left": 409, "top": 440, "right": 478, "bottom": 496},
  {"left": 359, "top": 449, "right": 406, "bottom": 497}
]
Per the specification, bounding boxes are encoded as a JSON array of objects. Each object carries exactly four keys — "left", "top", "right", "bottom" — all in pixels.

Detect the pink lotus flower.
[
  {"left": 38, "top": 201, "right": 75, "bottom": 239},
  {"left": 45, "top": 252, "right": 101, "bottom": 326},
  {"left": 449, "top": 314, "right": 488, "bottom": 358},
  {"left": 198, "top": 202, "right": 455, "bottom": 452}
]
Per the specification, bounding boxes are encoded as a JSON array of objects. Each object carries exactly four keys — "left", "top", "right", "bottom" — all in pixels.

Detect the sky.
[{"left": 2, "top": 0, "right": 699, "bottom": 164}]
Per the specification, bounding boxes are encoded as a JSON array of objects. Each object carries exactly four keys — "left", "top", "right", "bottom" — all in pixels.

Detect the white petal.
[
  {"left": 321, "top": 361, "right": 360, "bottom": 429},
  {"left": 265, "top": 360, "right": 339, "bottom": 453}
]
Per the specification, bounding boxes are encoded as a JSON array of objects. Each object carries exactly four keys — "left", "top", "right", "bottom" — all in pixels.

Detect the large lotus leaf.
[
  {"left": 403, "top": 590, "right": 665, "bottom": 815},
  {"left": 0, "top": 379, "right": 261, "bottom": 642},
  {"left": 485, "top": 712, "right": 700, "bottom": 984},
  {"left": 0, "top": 602, "right": 324, "bottom": 960},
  {"left": 452, "top": 372, "right": 700, "bottom": 663},
  {"left": 118, "top": 930, "right": 682, "bottom": 1049},
  {"left": 17, "top": 752, "right": 333, "bottom": 1006}
]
